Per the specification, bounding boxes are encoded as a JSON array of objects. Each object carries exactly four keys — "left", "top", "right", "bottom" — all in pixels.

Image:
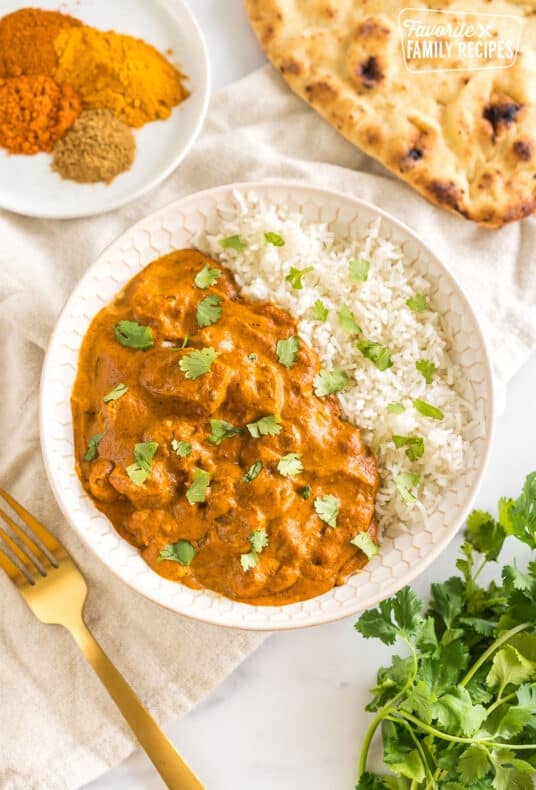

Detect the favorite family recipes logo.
[{"left": 398, "top": 8, "right": 522, "bottom": 72}]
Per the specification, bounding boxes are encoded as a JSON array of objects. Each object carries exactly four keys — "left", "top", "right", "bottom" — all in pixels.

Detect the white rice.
[{"left": 199, "top": 193, "right": 479, "bottom": 535}]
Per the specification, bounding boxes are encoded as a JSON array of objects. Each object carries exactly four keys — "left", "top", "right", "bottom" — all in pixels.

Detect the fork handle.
[{"left": 69, "top": 618, "right": 205, "bottom": 790}]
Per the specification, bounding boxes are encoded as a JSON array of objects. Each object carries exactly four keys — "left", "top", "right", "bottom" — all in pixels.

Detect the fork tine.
[
  {"left": 0, "top": 536, "right": 35, "bottom": 584},
  {"left": 0, "top": 489, "right": 60, "bottom": 565},
  {"left": 0, "top": 524, "right": 43, "bottom": 576},
  {"left": 0, "top": 511, "right": 47, "bottom": 576}
]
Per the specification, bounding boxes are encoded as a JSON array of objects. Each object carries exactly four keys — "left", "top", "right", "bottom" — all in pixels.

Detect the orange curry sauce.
[{"left": 72, "top": 250, "right": 379, "bottom": 605}]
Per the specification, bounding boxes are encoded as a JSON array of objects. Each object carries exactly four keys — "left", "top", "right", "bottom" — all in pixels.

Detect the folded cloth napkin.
[{"left": 0, "top": 64, "right": 535, "bottom": 790}]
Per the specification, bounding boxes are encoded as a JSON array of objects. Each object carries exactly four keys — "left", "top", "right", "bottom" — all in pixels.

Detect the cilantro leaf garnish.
[
  {"left": 158, "top": 540, "right": 195, "bottom": 566},
  {"left": 285, "top": 266, "right": 313, "bottom": 290},
  {"left": 240, "top": 528, "right": 269, "bottom": 571},
  {"left": 395, "top": 471, "right": 420, "bottom": 504},
  {"left": 171, "top": 439, "right": 192, "bottom": 458},
  {"left": 243, "top": 461, "right": 263, "bottom": 483},
  {"left": 314, "top": 494, "right": 340, "bottom": 527},
  {"left": 392, "top": 434, "right": 424, "bottom": 462},
  {"left": 338, "top": 304, "right": 362, "bottom": 335},
  {"left": 387, "top": 402, "right": 405, "bottom": 414},
  {"left": 207, "top": 419, "right": 242, "bottom": 445},
  {"left": 349, "top": 258, "right": 370, "bottom": 282},
  {"left": 83, "top": 431, "right": 105, "bottom": 462},
  {"left": 458, "top": 745, "right": 490, "bottom": 783},
  {"left": 249, "top": 529, "right": 269, "bottom": 554},
  {"left": 354, "top": 472, "right": 536, "bottom": 789},
  {"left": 186, "top": 467, "right": 210, "bottom": 504},
  {"left": 357, "top": 586, "right": 423, "bottom": 645},
  {"left": 277, "top": 453, "right": 303, "bottom": 477},
  {"left": 312, "top": 299, "right": 329, "bottom": 322},
  {"left": 299, "top": 486, "right": 311, "bottom": 500},
  {"left": 351, "top": 532, "right": 380, "bottom": 559},
  {"left": 487, "top": 645, "right": 534, "bottom": 691},
  {"left": 197, "top": 294, "right": 222, "bottom": 328},
  {"left": 466, "top": 509, "right": 506, "bottom": 561},
  {"left": 264, "top": 231, "right": 285, "bottom": 246},
  {"left": 247, "top": 415, "right": 282, "bottom": 439},
  {"left": 179, "top": 347, "right": 218, "bottom": 379},
  {"left": 433, "top": 687, "right": 487, "bottom": 736},
  {"left": 313, "top": 368, "right": 349, "bottom": 397},
  {"left": 357, "top": 340, "right": 393, "bottom": 371},
  {"left": 406, "top": 294, "right": 429, "bottom": 312},
  {"left": 126, "top": 441, "right": 158, "bottom": 486},
  {"left": 103, "top": 383, "right": 128, "bottom": 403},
  {"left": 114, "top": 320, "right": 154, "bottom": 350},
  {"left": 240, "top": 552, "right": 257, "bottom": 572},
  {"left": 194, "top": 263, "right": 221, "bottom": 289},
  {"left": 416, "top": 359, "right": 436, "bottom": 384},
  {"left": 219, "top": 235, "right": 247, "bottom": 251},
  {"left": 134, "top": 442, "right": 158, "bottom": 471},
  {"left": 125, "top": 466, "right": 148, "bottom": 486},
  {"left": 499, "top": 472, "right": 536, "bottom": 549},
  {"left": 276, "top": 336, "right": 300, "bottom": 368},
  {"left": 413, "top": 398, "right": 444, "bottom": 420}
]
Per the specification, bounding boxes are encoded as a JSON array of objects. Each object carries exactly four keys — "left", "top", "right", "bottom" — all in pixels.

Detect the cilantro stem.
[
  {"left": 387, "top": 716, "right": 436, "bottom": 783},
  {"left": 357, "top": 638, "right": 418, "bottom": 779},
  {"left": 357, "top": 706, "right": 391, "bottom": 778},
  {"left": 471, "top": 556, "right": 488, "bottom": 584},
  {"left": 485, "top": 690, "right": 517, "bottom": 717},
  {"left": 460, "top": 621, "right": 530, "bottom": 687},
  {"left": 393, "top": 710, "right": 536, "bottom": 750}
]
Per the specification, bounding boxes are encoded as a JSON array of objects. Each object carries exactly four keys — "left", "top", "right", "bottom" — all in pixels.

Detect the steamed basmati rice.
[{"left": 200, "top": 194, "right": 480, "bottom": 535}]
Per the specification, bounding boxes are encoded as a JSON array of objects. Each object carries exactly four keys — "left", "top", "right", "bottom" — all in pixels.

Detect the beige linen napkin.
[{"left": 0, "top": 65, "right": 535, "bottom": 790}]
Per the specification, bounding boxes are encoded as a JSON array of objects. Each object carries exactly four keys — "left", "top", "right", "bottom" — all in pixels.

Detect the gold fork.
[{"left": 0, "top": 488, "right": 205, "bottom": 790}]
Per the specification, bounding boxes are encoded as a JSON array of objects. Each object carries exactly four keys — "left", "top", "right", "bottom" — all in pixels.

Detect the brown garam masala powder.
[
  {"left": 0, "top": 6, "right": 189, "bottom": 183},
  {"left": 52, "top": 110, "right": 136, "bottom": 184}
]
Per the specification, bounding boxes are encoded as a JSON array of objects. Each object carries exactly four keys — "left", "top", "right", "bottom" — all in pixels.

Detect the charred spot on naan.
[
  {"left": 427, "top": 180, "right": 469, "bottom": 218},
  {"left": 357, "top": 56, "right": 383, "bottom": 89},
  {"left": 305, "top": 79, "right": 338, "bottom": 103},
  {"left": 347, "top": 16, "right": 394, "bottom": 91},
  {"left": 476, "top": 172, "right": 496, "bottom": 191},
  {"left": 513, "top": 140, "right": 533, "bottom": 162},
  {"left": 501, "top": 199, "right": 536, "bottom": 223},
  {"left": 399, "top": 147, "right": 424, "bottom": 172},
  {"left": 280, "top": 58, "right": 303, "bottom": 76},
  {"left": 357, "top": 16, "right": 392, "bottom": 41},
  {"left": 483, "top": 97, "right": 522, "bottom": 140}
]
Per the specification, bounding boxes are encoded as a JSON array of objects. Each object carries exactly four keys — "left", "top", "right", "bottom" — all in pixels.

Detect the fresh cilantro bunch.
[{"left": 355, "top": 472, "right": 536, "bottom": 790}]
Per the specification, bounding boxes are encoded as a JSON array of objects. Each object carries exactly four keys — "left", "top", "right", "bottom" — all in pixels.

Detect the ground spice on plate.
[
  {"left": 0, "top": 7, "right": 80, "bottom": 78},
  {"left": 0, "top": 74, "right": 81, "bottom": 155},
  {"left": 51, "top": 109, "right": 136, "bottom": 183},
  {"left": 54, "top": 26, "right": 189, "bottom": 128}
]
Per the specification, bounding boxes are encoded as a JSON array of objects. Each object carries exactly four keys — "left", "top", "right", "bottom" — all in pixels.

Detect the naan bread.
[{"left": 245, "top": 0, "right": 536, "bottom": 227}]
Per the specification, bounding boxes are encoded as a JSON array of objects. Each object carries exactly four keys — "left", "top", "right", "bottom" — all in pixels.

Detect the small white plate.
[
  {"left": 0, "top": 0, "right": 210, "bottom": 218},
  {"left": 40, "top": 182, "right": 495, "bottom": 630}
]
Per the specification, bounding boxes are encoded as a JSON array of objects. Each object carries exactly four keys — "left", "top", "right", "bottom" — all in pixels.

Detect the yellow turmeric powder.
[{"left": 54, "top": 26, "right": 189, "bottom": 128}]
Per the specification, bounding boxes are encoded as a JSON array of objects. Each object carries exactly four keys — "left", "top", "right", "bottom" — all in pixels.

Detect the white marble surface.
[{"left": 87, "top": 2, "right": 536, "bottom": 788}]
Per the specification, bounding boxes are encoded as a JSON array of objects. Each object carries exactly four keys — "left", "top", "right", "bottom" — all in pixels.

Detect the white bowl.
[
  {"left": 40, "top": 182, "right": 495, "bottom": 630},
  {"left": 0, "top": 0, "right": 210, "bottom": 218}
]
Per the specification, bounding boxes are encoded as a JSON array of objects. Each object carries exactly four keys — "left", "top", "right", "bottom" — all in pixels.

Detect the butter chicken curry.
[{"left": 72, "top": 250, "right": 379, "bottom": 605}]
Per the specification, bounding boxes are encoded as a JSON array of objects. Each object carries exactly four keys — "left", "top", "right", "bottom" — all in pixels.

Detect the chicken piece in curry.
[{"left": 72, "top": 249, "right": 379, "bottom": 605}]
